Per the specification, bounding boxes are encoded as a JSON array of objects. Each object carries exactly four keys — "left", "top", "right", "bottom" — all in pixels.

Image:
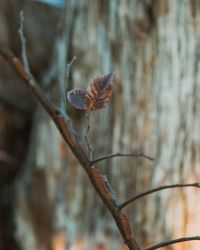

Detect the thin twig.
[
  {"left": 90, "top": 151, "right": 154, "bottom": 166},
  {"left": 60, "top": 56, "right": 77, "bottom": 110},
  {"left": 101, "top": 174, "right": 117, "bottom": 204},
  {"left": 65, "top": 56, "right": 76, "bottom": 80},
  {"left": 119, "top": 183, "right": 200, "bottom": 210},
  {"left": 18, "top": 11, "right": 30, "bottom": 73},
  {"left": 144, "top": 236, "right": 200, "bottom": 250},
  {"left": 85, "top": 110, "right": 93, "bottom": 160}
]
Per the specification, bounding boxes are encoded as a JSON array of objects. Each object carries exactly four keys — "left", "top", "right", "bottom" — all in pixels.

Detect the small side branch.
[
  {"left": 144, "top": 236, "right": 200, "bottom": 250},
  {"left": 90, "top": 151, "right": 154, "bottom": 166},
  {"left": 85, "top": 111, "right": 93, "bottom": 160},
  {"left": 65, "top": 56, "right": 76, "bottom": 80},
  {"left": 101, "top": 174, "right": 117, "bottom": 204},
  {"left": 60, "top": 56, "right": 76, "bottom": 110},
  {"left": 119, "top": 183, "right": 200, "bottom": 210},
  {"left": 18, "top": 11, "right": 30, "bottom": 73}
]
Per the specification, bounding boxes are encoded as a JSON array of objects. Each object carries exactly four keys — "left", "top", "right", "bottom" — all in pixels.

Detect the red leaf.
[{"left": 86, "top": 72, "right": 114, "bottom": 110}]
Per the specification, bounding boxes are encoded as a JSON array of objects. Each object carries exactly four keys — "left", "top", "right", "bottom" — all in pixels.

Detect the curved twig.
[
  {"left": 90, "top": 151, "right": 154, "bottom": 166},
  {"left": 144, "top": 236, "right": 200, "bottom": 250},
  {"left": 119, "top": 183, "right": 200, "bottom": 210}
]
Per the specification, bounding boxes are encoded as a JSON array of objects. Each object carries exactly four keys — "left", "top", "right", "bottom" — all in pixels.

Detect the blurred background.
[{"left": 0, "top": 0, "right": 200, "bottom": 249}]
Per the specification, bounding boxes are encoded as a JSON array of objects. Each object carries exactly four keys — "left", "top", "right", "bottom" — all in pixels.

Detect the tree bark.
[{"left": 0, "top": 1, "right": 200, "bottom": 250}]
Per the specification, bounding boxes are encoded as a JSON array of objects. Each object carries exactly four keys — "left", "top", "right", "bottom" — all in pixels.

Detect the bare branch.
[
  {"left": 0, "top": 41, "right": 89, "bottom": 166},
  {"left": 0, "top": 42, "right": 142, "bottom": 250},
  {"left": 18, "top": 11, "right": 30, "bottom": 73},
  {"left": 144, "top": 236, "right": 200, "bottom": 250},
  {"left": 90, "top": 151, "right": 154, "bottom": 166},
  {"left": 119, "top": 183, "right": 200, "bottom": 210}
]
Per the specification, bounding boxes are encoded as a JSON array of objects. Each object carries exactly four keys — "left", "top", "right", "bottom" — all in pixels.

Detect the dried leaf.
[
  {"left": 66, "top": 89, "right": 87, "bottom": 110},
  {"left": 66, "top": 72, "right": 114, "bottom": 111},
  {"left": 86, "top": 72, "right": 114, "bottom": 110}
]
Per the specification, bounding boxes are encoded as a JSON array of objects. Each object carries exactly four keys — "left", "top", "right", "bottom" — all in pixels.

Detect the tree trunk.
[{"left": 0, "top": 1, "right": 200, "bottom": 250}]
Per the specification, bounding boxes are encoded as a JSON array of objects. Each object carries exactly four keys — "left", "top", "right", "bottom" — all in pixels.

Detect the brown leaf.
[{"left": 86, "top": 72, "right": 114, "bottom": 110}]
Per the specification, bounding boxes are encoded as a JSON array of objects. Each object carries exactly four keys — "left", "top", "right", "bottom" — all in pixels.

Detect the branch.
[
  {"left": 0, "top": 42, "right": 141, "bottom": 250},
  {"left": 119, "top": 183, "right": 200, "bottom": 210},
  {"left": 144, "top": 236, "right": 200, "bottom": 250},
  {"left": 90, "top": 151, "right": 154, "bottom": 166},
  {"left": 18, "top": 11, "right": 30, "bottom": 73},
  {"left": 0, "top": 41, "right": 89, "bottom": 166}
]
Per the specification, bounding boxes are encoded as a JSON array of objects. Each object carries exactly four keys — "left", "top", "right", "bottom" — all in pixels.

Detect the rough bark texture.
[{"left": 0, "top": 0, "right": 200, "bottom": 250}]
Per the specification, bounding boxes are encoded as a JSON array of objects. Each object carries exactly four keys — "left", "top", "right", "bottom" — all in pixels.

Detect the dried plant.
[
  {"left": 0, "top": 12, "right": 199, "bottom": 250},
  {"left": 67, "top": 71, "right": 114, "bottom": 110}
]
